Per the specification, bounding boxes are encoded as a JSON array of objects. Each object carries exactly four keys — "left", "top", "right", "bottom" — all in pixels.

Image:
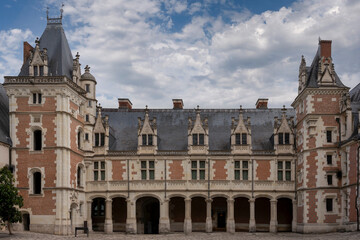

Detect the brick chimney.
[
  {"left": 23, "top": 41, "right": 33, "bottom": 64},
  {"left": 319, "top": 40, "right": 332, "bottom": 58},
  {"left": 118, "top": 98, "right": 132, "bottom": 110},
  {"left": 256, "top": 98, "right": 268, "bottom": 109},
  {"left": 172, "top": 99, "right": 184, "bottom": 109}
]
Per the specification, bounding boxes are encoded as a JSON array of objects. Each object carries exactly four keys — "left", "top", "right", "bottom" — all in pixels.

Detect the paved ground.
[{"left": 1, "top": 231, "right": 360, "bottom": 240}]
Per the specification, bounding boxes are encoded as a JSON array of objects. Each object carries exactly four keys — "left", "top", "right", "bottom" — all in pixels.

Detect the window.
[
  {"left": 85, "top": 84, "right": 90, "bottom": 93},
  {"left": 278, "top": 161, "right": 291, "bottom": 181},
  {"left": 85, "top": 133, "right": 89, "bottom": 141},
  {"left": 34, "top": 66, "right": 38, "bottom": 76},
  {"left": 77, "top": 131, "right": 82, "bottom": 149},
  {"left": 326, "top": 130, "right": 332, "bottom": 143},
  {"left": 94, "top": 161, "right": 105, "bottom": 181},
  {"left": 142, "top": 134, "right": 153, "bottom": 146},
  {"left": 33, "top": 130, "right": 42, "bottom": 151},
  {"left": 32, "top": 93, "right": 42, "bottom": 104},
  {"left": 94, "top": 133, "right": 105, "bottom": 146},
  {"left": 88, "top": 101, "right": 92, "bottom": 107},
  {"left": 192, "top": 133, "right": 204, "bottom": 145},
  {"left": 141, "top": 160, "right": 155, "bottom": 180},
  {"left": 327, "top": 155, "right": 332, "bottom": 165},
  {"left": 77, "top": 166, "right": 82, "bottom": 187},
  {"left": 92, "top": 198, "right": 105, "bottom": 216},
  {"left": 85, "top": 114, "right": 89, "bottom": 122},
  {"left": 33, "top": 172, "right": 41, "bottom": 194},
  {"left": 235, "top": 133, "right": 247, "bottom": 145},
  {"left": 39, "top": 66, "right": 44, "bottom": 76},
  {"left": 234, "top": 160, "right": 249, "bottom": 180},
  {"left": 327, "top": 175, "right": 333, "bottom": 185},
  {"left": 191, "top": 160, "right": 206, "bottom": 180},
  {"left": 326, "top": 198, "right": 333, "bottom": 212},
  {"left": 278, "top": 132, "right": 290, "bottom": 145}
]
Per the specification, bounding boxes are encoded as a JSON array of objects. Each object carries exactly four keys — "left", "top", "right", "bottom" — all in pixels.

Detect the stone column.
[
  {"left": 292, "top": 199, "right": 297, "bottom": 232},
  {"left": 104, "top": 198, "right": 113, "bottom": 233},
  {"left": 126, "top": 199, "right": 137, "bottom": 234},
  {"left": 249, "top": 198, "right": 256, "bottom": 232},
  {"left": 226, "top": 198, "right": 235, "bottom": 233},
  {"left": 159, "top": 198, "right": 170, "bottom": 233},
  {"left": 86, "top": 200, "right": 93, "bottom": 232},
  {"left": 269, "top": 199, "right": 278, "bottom": 233},
  {"left": 184, "top": 198, "right": 192, "bottom": 234},
  {"left": 205, "top": 198, "right": 213, "bottom": 233}
]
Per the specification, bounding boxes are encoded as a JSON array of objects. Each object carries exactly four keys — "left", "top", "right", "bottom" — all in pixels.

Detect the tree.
[{"left": 0, "top": 166, "right": 23, "bottom": 235}]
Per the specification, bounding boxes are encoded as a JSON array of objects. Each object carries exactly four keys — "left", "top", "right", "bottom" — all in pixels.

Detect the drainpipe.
[
  {"left": 127, "top": 159, "right": 130, "bottom": 198},
  {"left": 356, "top": 144, "right": 360, "bottom": 231},
  {"left": 164, "top": 158, "right": 167, "bottom": 199},
  {"left": 336, "top": 118, "right": 341, "bottom": 146},
  {"left": 208, "top": 157, "right": 210, "bottom": 199}
]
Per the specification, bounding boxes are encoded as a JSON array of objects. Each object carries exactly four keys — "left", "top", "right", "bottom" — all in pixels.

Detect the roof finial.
[
  {"left": 35, "top": 37, "right": 40, "bottom": 46},
  {"left": 46, "top": 7, "right": 49, "bottom": 20},
  {"left": 318, "top": 36, "right": 321, "bottom": 43},
  {"left": 84, "top": 65, "right": 90, "bottom": 73},
  {"left": 76, "top": 52, "right": 80, "bottom": 60},
  {"left": 60, "top": 3, "right": 64, "bottom": 19}
]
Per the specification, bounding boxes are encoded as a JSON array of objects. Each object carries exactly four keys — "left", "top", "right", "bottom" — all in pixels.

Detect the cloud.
[{"left": 3, "top": 0, "right": 360, "bottom": 110}]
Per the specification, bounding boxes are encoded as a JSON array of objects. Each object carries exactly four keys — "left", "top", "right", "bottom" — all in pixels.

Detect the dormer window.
[
  {"left": 32, "top": 93, "right": 42, "bottom": 104},
  {"left": 235, "top": 133, "right": 247, "bottom": 145},
  {"left": 142, "top": 134, "right": 153, "bottom": 146},
  {"left": 95, "top": 133, "right": 105, "bottom": 147},
  {"left": 85, "top": 84, "right": 90, "bottom": 93},
  {"left": 192, "top": 133, "right": 204, "bottom": 146},
  {"left": 34, "top": 66, "right": 38, "bottom": 76},
  {"left": 278, "top": 132, "right": 290, "bottom": 145}
]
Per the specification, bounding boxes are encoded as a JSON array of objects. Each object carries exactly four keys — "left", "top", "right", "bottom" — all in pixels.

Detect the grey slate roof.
[
  {"left": 305, "top": 47, "right": 346, "bottom": 88},
  {"left": 349, "top": 83, "right": 360, "bottom": 139},
  {"left": 103, "top": 108, "right": 296, "bottom": 152},
  {"left": 19, "top": 22, "right": 73, "bottom": 80},
  {"left": 0, "top": 84, "right": 10, "bottom": 145}
]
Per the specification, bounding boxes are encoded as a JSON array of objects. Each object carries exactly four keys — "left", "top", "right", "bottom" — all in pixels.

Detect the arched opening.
[
  {"left": 169, "top": 197, "right": 185, "bottom": 232},
  {"left": 77, "top": 166, "right": 82, "bottom": 187},
  {"left": 212, "top": 197, "right": 227, "bottom": 231},
  {"left": 277, "top": 198, "right": 293, "bottom": 232},
  {"left": 112, "top": 197, "right": 127, "bottom": 232},
  {"left": 191, "top": 197, "right": 206, "bottom": 232},
  {"left": 136, "top": 197, "right": 160, "bottom": 234},
  {"left": 33, "top": 130, "right": 42, "bottom": 151},
  {"left": 92, "top": 198, "right": 106, "bottom": 231},
  {"left": 70, "top": 203, "right": 78, "bottom": 233},
  {"left": 255, "top": 197, "right": 270, "bottom": 232},
  {"left": 77, "top": 130, "right": 82, "bottom": 149},
  {"left": 234, "top": 197, "right": 249, "bottom": 232},
  {"left": 22, "top": 212, "right": 30, "bottom": 231},
  {"left": 33, "top": 172, "right": 41, "bottom": 194}
]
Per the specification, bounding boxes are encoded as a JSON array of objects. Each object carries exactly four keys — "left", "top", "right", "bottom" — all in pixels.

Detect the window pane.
[
  {"left": 95, "top": 133, "right": 99, "bottom": 146},
  {"left": 100, "top": 133, "right": 105, "bottom": 146},
  {"left": 327, "top": 155, "right": 332, "bottom": 165},
  {"left": 285, "top": 133, "right": 290, "bottom": 144},
  {"left": 148, "top": 134, "right": 153, "bottom": 145},
  {"left": 149, "top": 161, "right": 154, "bottom": 169},
  {"left": 38, "top": 94, "right": 42, "bottom": 104},
  {"left": 199, "top": 134, "right": 204, "bottom": 145},
  {"left": 101, "top": 171, "right": 105, "bottom": 180},
  {"left": 235, "top": 133, "right": 240, "bottom": 145},
  {"left": 326, "top": 131, "right": 332, "bottom": 143},
  {"left": 200, "top": 170, "right": 205, "bottom": 180},
  {"left": 192, "top": 134, "right": 198, "bottom": 145},
  {"left": 278, "top": 171, "right": 283, "bottom": 181},
  {"left": 285, "top": 161, "right": 291, "bottom": 169},
  {"left": 94, "top": 171, "right": 98, "bottom": 181},
  {"left": 199, "top": 161, "right": 205, "bottom": 168},
  {"left": 279, "top": 133, "right": 284, "bottom": 145},
  {"left": 142, "top": 134, "right": 147, "bottom": 145},
  {"left": 33, "top": 172, "right": 41, "bottom": 194},
  {"left": 141, "top": 161, "right": 146, "bottom": 169},
  {"left": 141, "top": 170, "right": 147, "bottom": 180},
  {"left": 278, "top": 161, "right": 283, "bottom": 169},
  {"left": 39, "top": 66, "right": 44, "bottom": 76},
  {"left": 149, "top": 170, "right": 154, "bottom": 180},
  {"left": 327, "top": 175, "right": 332, "bottom": 185},
  {"left": 101, "top": 161, "right": 105, "bottom": 169},
  {"left": 94, "top": 162, "right": 98, "bottom": 169},
  {"left": 326, "top": 198, "right": 333, "bottom": 212},
  {"left": 285, "top": 171, "right": 291, "bottom": 181},
  {"left": 234, "top": 170, "right": 240, "bottom": 180},
  {"left": 243, "top": 170, "right": 248, "bottom": 180},
  {"left": 33, "top": 93, "right": 37, "bottom": 104},
  {"left": 242, "top": 133, "right": 247, "bottom": 145},
  {"left": 191, "top": 170, "right": 197, "bottom": 180},
  {"left": 242, "top": 161, "right": 248, "bottom": 169},
  {"left": 34, "top": 130, "right": 42, "bottom": 151},
  {"left": 234, "top": 161, "right": 240, "bottom": 169},
  {"left": 191, "top": 161, "right": 197, "bottom": 168}
]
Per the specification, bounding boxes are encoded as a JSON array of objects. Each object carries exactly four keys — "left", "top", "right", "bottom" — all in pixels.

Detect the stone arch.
[
  {"left": 133, "top": 193, "right": 163, "bottom": 202},
  {"left": 255, "top": 197, "right": 271, "bottom": 232},
  {"left": 275, "top": 194, "right": 294, "bottom": 200},
  {"left": 191, "top": 196, "right": 207, "bottom": 232},
  {"left": 136, "top": 196, "right": 160, "bottom": 234},
  {"left": 169, "top": 196, "right": 185, "bottom": 232},
  {"left": 167, "top": 193, "right": 187, "bottom": 199},
  {"left": 91, "top": 197, "right": 106, "bottom": 232},
  {"left": 28, "top": 167, "right": 44, "bottom": 195},
  {"left": 112, "top": 196, "right": 127, "bottom": 232},
  {"left": 234, "top": 196, "right": 250, "bottom": 232},
  {"left": 21, "top": 211, "right": 30, "bottom": 231},
  {"left": 89, "top": 194, "right": 107, "bottom": 200},
  {"left": 277, "top": 197, "right": 293, "bottom": 232},
  {"left": 188, "top": 193, "right": 208, "bottom": 199},
  {"left": 210, "top": 193, "right": 230, "bottom": 199},
  {"left": 109, "top": 193, "right": 128, "bottom": 200},
  {"left": 254, "top": 194, "right": 273, "bottom": 200},
  {"left": 233, "top": 193, "right": 251, "bottom": 200}
]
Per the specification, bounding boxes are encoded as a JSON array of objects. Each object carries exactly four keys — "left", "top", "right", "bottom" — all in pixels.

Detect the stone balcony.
[
  {"left": 188, "top": 145, "right": 208, "bottom": 155},
  {"left": 231, "top": 144, "right": 251, "bottom": 154},
  {"left": 276, "top": 144, "right": 294, "bottom": 154},
  {"left": 137, "top": 145, "right": 157, "bottom": 155}
]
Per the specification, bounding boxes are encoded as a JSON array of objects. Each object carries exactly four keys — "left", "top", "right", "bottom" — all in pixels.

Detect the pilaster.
[{"left": 184, "top": 198, "right": 192, "bottom": 234}]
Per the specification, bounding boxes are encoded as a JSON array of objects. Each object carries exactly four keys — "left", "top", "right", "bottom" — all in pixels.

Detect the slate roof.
[
  {"left": 19, "top": 21, "right": 73, "bottom": 80},
  {"left": 305, "top": 47, "right": 347, "bottom": 88},
  {"left": 0, "top": 84, "right": 10, "bottom": 145},
  {"left": 349, "top": 83, "right": 360, "bottom": 139},
  {"left": 103, "top": 108, "right": 296, "bottom": 152}
]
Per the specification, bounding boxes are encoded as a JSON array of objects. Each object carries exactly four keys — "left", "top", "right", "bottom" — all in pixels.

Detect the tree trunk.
[{"left": 7, "top": 221, "right": 12, "bottom": 235}]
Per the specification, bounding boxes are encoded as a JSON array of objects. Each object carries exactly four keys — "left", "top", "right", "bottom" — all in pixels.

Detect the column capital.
[
  {"left": 206, "top": 198, "right": 213, "bottom": 203},
  {"left": 185, "top": 197, "right": 192, "bottom": 202},
  {"left": 270, "top": 199, "right": 278, "bottom": 203},
  {"left": 87, "top": 199, "right": 93, "bottom": 204},
  {"left": 248, "top": 198, "right": 255, "bottom": 203},
  {"left": 227, "top": 198, "right": 234, "bottom": 203},
  {"left": 106, "top": 198, "right": 113, "bottom": 203}
]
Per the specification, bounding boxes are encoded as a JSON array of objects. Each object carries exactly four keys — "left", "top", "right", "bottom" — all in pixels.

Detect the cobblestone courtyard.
[{"left": 1, "top": 231, "right": 360, "bottom": 240}]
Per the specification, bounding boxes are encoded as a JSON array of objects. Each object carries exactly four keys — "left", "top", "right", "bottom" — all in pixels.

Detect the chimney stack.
[
  {"left": 118, "top": 98, "right": 132, "bottom": 110},
  {"left": 256, "top": 98, "right": 268, "bottom": 109},
  {"left": 23, "top": 41, "right": 33, "bottom": 64},
  {"left": 172, "top": 99, "right": 184, "bottom": 109},
  {"left": 319, "top": 40, "right": 332, "bottom": 58}
]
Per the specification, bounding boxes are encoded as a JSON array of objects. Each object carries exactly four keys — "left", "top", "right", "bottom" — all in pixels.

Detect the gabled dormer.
[
  {"left": 188, "top": 106, "right": 208, "bottom": 154},
  {"left": 298, "top": 55, "right": 307, "bottom": 93},
  {"left": 231, "top": 106, "right": 251, "bottom": 154},
  {"left": 137, "top": 106, "right": 157, "bottom": 154},
  {"left": 72, "top": 52, "right": 81, "bottom": 84},
  {"left": 274, "top": 106, "right": 294, "bottom": 154},
  {"left": 28, "top": 38, "right": 48, "bottom": 77},
  {"left": 317, "top": 40, "right": 336, "bottom": 86},
  {"left": 93, "top": 106, "right": 109, "bottom": 154}
]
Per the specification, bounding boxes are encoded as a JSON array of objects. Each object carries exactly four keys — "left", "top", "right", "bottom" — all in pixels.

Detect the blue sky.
[{"left": 1, "top": 0, "right": 359, "bottom": 109}]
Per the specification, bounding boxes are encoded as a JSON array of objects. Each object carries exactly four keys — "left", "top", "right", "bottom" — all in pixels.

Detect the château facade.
[{"left": 0, "top": 12, "right": 359, "bottom": 235}]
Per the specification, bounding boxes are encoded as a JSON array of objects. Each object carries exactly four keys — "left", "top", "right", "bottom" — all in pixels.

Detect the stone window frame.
[
  {"left": 28, "top": 125, "right": 46, "bottom": 153},
  {"left": 191, "top": 160, "right": 206, "bottom": 180},
  {"left": 140, "top": 160, "right": 155, "bottom": 180},
  {"left": 28, "top": 167, "right": 45, "bottom": 196},
  {"left": 93, "top": 161, "right": 106, "bottom": 181},
  {"left": 94, "top": 132, "right": 105, "bottom": 147},
  {"left": 277, "top": 160, "right": 291, "bottom": 181},
  {"left": 142, "top": 134, "right": 153, "bottom": 146},
  {"left": 234, "top": 160, "right": 249, "bottom": 180},
  {"left": 77, "top": 127, "right": 84, "bottom": 150},
  {"left": 278, "top": 132, "right": 290, "bottom": 145},
  {"left": 325, "top": 127, "right": 336, "bottom": 143},
  {"left": 235, "top": 133, "right": 247, "bottom": 145},
  {"left": 28, "top": 90, "right": 45, "bottom": 106},
  {"left": 324, "top": 194, "right": 338, "bottom": 214},
  {"left": 326, "top": 174, "right": 333, "bottom": 186},
  {"left": 192, "top": 133, "right": 204, "bottom": 146},
  {"left": 326, "top": 152, "right": 333, "bottom": 166}
]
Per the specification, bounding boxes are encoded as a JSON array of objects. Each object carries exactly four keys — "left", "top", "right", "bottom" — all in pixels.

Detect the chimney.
[
  {"left": 118, "top": 98, "right": 132, "bottom": 110},
  {"left": 23, "top": 41, "right": 33, "bottom": 64},
  {"left": 256, "top": 98, "right": 268, "bottom": 109},
  {"left": 172, "top": 99, "right": 184, "bottom": 109},
  {"left": 319, "top": 40, "right": 332, "bottom": 58}
]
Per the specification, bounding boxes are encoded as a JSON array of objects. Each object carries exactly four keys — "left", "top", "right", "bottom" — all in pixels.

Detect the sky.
[{"left": 0, "top": 0, "right": 359, "bottom": 109}]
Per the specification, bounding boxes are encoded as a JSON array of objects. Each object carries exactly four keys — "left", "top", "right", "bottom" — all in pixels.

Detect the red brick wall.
[
  {"left": 256, "top": 161, "right": 270, "bottom": 181},
  {"left": 17, "top": 96, "right": 56, "bottom": 112},
  {"left": 112, "top": 161, "right": 126, "bottom": 181},
  {"left": 169, "top": 160, "right": 184, "bottom": 180},
  {"left": 213, "top": 160, "right": 227, "bottom": 180},
  {"left": 306, "top": 191, "right": 318, "bottom": 223}
]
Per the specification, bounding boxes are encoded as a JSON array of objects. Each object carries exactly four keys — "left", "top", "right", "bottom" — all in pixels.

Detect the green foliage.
[{"left": 0, "top": 167, "right": 23, "bottom": 225}]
